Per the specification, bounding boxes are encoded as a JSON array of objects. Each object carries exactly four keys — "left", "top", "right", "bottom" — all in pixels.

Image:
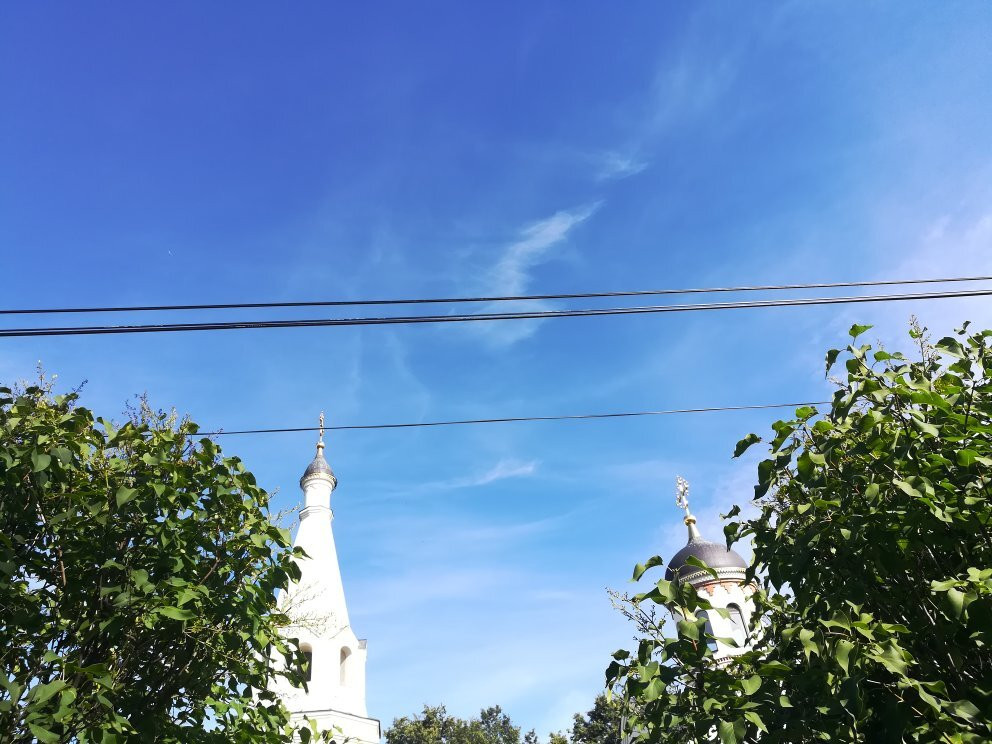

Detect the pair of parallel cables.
[
  {"left": 1, "top": 274, "right": 991, "bottom": 337},
  {"left": 5, "top": 274, "right": 987, "bottom": 434}
]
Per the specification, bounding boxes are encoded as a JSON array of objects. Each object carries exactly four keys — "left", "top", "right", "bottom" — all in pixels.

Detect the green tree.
[
  {"left": 479, "top": 706, "right": 522, "bottom": 744},
  {"left": 608, "top": 323, "right": 992, "bottom": 742},
  {"left": 0, "top": 384, "right": 328, "bottom": 742},
  {"left": 386, "top": 705, "right": 536, "bottom": 744},
  {"left": 570, "top": 694, "right": 624, "bottom": 744},
  {"left": 386, "top": 705, "right": 521, "bottom": 744}
]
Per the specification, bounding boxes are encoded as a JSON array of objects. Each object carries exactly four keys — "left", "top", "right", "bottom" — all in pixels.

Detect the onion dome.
[
  {"left": 667, "top": 476, "right": 747, "bottom": 586},
  {"left": 299, "top": 412, "right": 338, "bottom": 489},
  {"left": 666, "top": 534, "right": 747, "bottom": 584},
  {"left": 300, "top": 446, "right": 337, "bottom": 488}
]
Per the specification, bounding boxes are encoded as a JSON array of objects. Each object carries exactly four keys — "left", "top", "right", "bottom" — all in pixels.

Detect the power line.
[
  {"left": 2, "top": 287, "right": 990, "bottom": 338},
  {"left": 2, "top": 274, "right": 991, "bottom": 316},
  {"left": 198, "top": 400, "right": 832, "bottom": 436}
]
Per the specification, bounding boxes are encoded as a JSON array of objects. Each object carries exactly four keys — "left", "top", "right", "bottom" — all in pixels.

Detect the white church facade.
[{"left": 269, "top": 427, "right": 381, "bottom": 744}]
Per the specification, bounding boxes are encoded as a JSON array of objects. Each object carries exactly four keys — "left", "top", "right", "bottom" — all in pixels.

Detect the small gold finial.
[
  {"left": 317, "top": 411, "right": 325, "bottom": 451},
  {"left": 676, "top": 475, "right": 702, "bottom": 539}
]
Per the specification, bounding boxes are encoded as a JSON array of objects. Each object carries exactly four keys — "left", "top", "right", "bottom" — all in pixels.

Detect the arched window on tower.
[
  {"left": 727, "top": 604, "right": 748, "bottom": 647},
  {"left": 301, "top": 643, "right": 313, "bottom": 682},
  {"left": 340, "top": 646, "right": 352, "bottom": 685},
  {"left": 694, "top": 610, "right": 718, "bottom": 651}
]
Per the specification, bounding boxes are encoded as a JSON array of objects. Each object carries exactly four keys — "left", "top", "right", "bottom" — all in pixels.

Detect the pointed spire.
[
  {"left": 675, "top": 475, "right": 702, "bottom": 541},
  {"left": 300, "top": 411, "right": 337, "bottom": 489}
]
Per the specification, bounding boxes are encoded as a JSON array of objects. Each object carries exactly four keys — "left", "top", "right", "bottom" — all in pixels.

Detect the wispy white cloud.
[
  {"left": 581, "top": 14, "right": 743, "bottom": 186},
  {"left": 487, "top": 205, "right": 601, "bottom": 295},
  {"left": 795, "top": 206, "right": 992, "bottom": 368},
  {"left": 469, "top": 204, "right": 600, "bottom": 347},
  {"left": 361, "top": 458, "right": 540, "bottom": 500},
  {"left": 649, "top": 46, "right": 739, "bottom": 133},
  {"left": 453, "top": 458, "right": 539, "bottom": 487},
  {"left": 594, "top": 151, "right": 649, "bottom": 182}
]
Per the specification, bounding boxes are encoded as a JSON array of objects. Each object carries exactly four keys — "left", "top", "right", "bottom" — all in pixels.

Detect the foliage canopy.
[
  {"left": 386, "top": 705, "right": 522, "bottom": 744},
  {"left": 386, "top": 695, "right": 624, "bottom": 744},
  {"left": 0, "top": 385, "right": 326, "bottom": 742},
  {"left": 609, "top": 323, "right": 992, "bottom": 742}
]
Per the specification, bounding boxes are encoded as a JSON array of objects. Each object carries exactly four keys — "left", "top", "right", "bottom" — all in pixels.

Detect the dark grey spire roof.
[
  {"left": 299, "top": 446, "right": 337, "bottom": 488},
  {"left": 666, "top": 536, "right": 747, "bottom": 583}
]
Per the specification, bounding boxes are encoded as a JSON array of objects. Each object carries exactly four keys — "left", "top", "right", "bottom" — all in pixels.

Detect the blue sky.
[{"left": 3, "top": 2, "right": 992, "bottom": 735}]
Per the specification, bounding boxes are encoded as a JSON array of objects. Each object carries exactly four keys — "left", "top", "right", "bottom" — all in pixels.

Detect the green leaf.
[
  {"left": 835, "top": 639, "right": 854, "bottom": 674},
  {"left": 944, "top": 588, "right": 966, "bottom": 619},
  {"left": 677, "top": 619, "right": 700, "bottom": 641},
  {"left": 716, "top": 720, "right": 738, "bottom": 744},
  {"left": 642, "top": 678, "right": 666, "bottom": 702},
  {"left": 28, "top": 680, "right": 66, "bottom": 706},
  {"left": 957, "top": 449, "right": 979, "bottom": 466},
  {"left": 115, "top": 486, "right": 137, "bottom": 507},
  {"left": 31, "top": 451, "right": 52, "bottom": 472},
  {"left": 177, "top": 587, "right": 199, "bottom": 607},
  {"left": 870, "top": 640, "right": 909, "bottom": 676},
  {"left": 733, "top": 433, "right": 761, "bottom": 458},
  {"left": 28, "top": 724, "right": 60, "bottom": 744},
  {"left": 893, "top": 479, "right": 922, "bottom": 499},
  {"left": 158, "top": 606, "right": 195, "bottom": 621},
  {"left": 631, "top": 555, "right": 665, "bottom": 582},
  {"left": 740, "top": 675, "right": 761, "bottom": 695},
  {"left": 744, "top": 711, "right": 768, "bottom": 733},
  {"left": 825, "top": 348, "right": 841, "bottom": 374},
  {"left": 849, "top": 323, "right": 873, "bottom": 338},
  {"left": 685, "top": 555, "right": 720, "bottom": 580},
  {"left": 798, "top": 628, "right": 819, "bottom": 659},
  {"left": 947, "top": 699, "right": 979, "bottom": 721}
]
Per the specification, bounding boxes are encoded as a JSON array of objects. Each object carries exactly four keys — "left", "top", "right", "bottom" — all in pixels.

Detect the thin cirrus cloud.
[
  {"left": 468, "top": 203, "right": 601, "bottom": 347},
  {"left": 487, "top": 204, "right": 601, "bottom": 295},
  {"left": 456, "top": 458, "right": 538, "bottom": 487},
  {"left": 356, "top": 458, "right": 540, "bottom": 502},
  {"left": 595, "top": 151, "right": 649, "bottom": 182},
  {"left": 420, "top": 457, "right": 540, "bottom": 493}
]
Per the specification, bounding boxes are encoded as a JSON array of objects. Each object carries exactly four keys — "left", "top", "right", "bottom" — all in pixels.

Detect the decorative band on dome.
[{"left": 665, "top": 537, "right": 748, "bottom": 583}]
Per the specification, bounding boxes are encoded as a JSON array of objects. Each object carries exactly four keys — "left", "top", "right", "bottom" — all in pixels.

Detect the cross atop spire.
[
  {"left": 318, "top": 411, "right": 325, "bottom": 451},
  {"left": 675, "top": 475, "right": 690, "bottom": 515},
  {"left": 675, "top": 475, "right": 701, "bottom": 540}
]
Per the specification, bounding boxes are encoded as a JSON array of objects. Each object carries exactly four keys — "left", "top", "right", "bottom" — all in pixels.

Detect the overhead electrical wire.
[
  {"left": 2, "top": 286, "right": 991, "bottom": 338},
  {"left": 197, "top": 400, "right": 833, "bottom": 436},
  {"left": 2, "top": 274, "right": 991, "bottom": 316}
]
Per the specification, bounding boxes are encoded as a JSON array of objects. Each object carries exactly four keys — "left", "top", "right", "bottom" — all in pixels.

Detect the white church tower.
[
  {"left": 666, "top": 476, "right": 756, "bottom": 662},
  {"left": 272, "top": 417, "right": 381, "bottom": 743}
]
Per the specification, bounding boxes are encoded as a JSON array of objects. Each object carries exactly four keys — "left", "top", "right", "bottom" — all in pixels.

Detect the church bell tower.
[{"left": 271, "top": 415, "right": 380, "bottom": 743}]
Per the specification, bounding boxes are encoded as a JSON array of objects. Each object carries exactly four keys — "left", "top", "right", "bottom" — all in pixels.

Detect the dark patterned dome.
[
  {"left": 299, "top": 447, "right": 337, "bottom": 488},
  {"left": 666, "top": 535, "right": 747, "bottom": 583}
]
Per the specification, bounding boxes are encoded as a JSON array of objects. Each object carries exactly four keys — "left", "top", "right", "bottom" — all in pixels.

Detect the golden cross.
[{"left": 675, "top": 475, "right": 690, "bottom": 515}]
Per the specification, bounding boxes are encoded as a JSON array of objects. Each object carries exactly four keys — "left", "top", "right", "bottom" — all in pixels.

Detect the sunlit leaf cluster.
[
  {"left": 609, "top": 323, "right": 992, "bottom": 742},
  {"left": 0, "top": 386, "right": 332, "bottom": 742}
]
